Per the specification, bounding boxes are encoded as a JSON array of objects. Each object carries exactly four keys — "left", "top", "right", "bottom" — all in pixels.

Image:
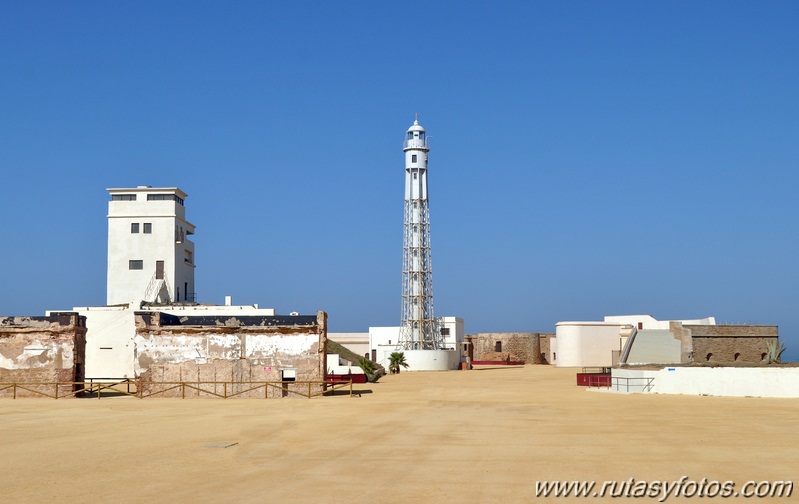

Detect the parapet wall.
[
  {"left": 612, "top": 366, "right": 799, "bottom": 398},
  {"left": 684, "top": 324, "right": 779, "bottom": 364},
  {"left": 0, "top": 313, "right": 87, "bottom": 396}
]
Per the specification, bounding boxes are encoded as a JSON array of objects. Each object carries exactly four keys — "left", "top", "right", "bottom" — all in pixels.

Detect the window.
[
  {"left": 440, "top": 328, "right": 450, "bottom": 336},
  {"left": 495, "top": 341, "right": 502, "bottom": 352},
  {"left": 131, "top": 223, "right": 139, "bottom": 233},
  {"left": 413, "top": 172, "right": 417, "bottom": 179},
  {"left": 129, "top": 260, "right": 143, "bottom": 270},
  {"left": 412, "top": 154, "right": 417, "bottom": 163},
  {"left": 147, "top": 194, "right": 184, "bottom": 206},
  {"left": 112, "top": 194, "right": 136, "bottom": 201},
  {"left": 143, "top": 223, "right": 152, "bottom": 234}
]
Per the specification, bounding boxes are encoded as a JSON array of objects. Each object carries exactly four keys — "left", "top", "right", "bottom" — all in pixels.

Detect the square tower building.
[{"left": 106, "top": 186, "right": 195, "bottom": 305}]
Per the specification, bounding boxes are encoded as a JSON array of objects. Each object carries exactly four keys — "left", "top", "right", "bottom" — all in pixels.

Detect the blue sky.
[{"left": 2, "top": 2, "right": 798, "bottom": 359}]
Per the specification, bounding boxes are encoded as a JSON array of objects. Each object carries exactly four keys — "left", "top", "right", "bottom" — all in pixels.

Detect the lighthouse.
[{"left": 399, "top": 118, "right": 442, "bottom": 350}]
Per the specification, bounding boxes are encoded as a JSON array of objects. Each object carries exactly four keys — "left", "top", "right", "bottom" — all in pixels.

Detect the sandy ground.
[{"left": 1, "top": 365, "right": 797, "bottom": 503}]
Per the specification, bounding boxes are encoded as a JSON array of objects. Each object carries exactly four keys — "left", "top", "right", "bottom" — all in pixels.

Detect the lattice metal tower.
[{"left": 399, "top": 118, "right": 442, "bottom": 350}]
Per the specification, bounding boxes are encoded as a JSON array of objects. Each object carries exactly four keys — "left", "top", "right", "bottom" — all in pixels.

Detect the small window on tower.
[
  {"left": 413, "top": 172, "right": 417, "bottom": 179},
  {"left": 412, "top": 154, "right": 417, "bottom": 163},
  {"left": 129, "top": 260, "right": 143, "bottom": 270},
  {"left": 143, "top": 223, "right": 152, "bottom": 234},
  {"left": 131, "top": 223, "right": 139, "bottom": 233}
]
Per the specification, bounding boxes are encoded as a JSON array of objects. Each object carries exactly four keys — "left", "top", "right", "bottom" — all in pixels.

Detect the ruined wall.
[
  {"left": 466, "top": 333, "right": 547, "bottom": 364},
  {"left": 134, "top": 311, "right": 327, "bottom": 397},
  {"left": 0, "top": 313, "right": 86, "bottom": 397},
  {"left": 688, "top": 324, "right": 779, "bottom": 364}
]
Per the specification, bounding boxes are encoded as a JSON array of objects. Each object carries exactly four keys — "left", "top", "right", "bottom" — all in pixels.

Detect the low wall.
[
  {"left": 134, "top": 311, "right": 327, "bottom": 397},
  {"left": 611, "top": 367, "right": 799, "bottom": 398},
  {"left": 404, "top": 349, "right": 461, "bottom": 371},
  {"left": 0, "top": 313, "right": 87, "bottom": 397}
]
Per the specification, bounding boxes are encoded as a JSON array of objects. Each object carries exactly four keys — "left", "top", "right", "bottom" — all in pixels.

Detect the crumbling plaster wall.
[
  {"left": 0, "top": 313, "right": 86, "bottom": 396},
  {"left": 133, "top": 311, "right": 327, "bottom": 397}
]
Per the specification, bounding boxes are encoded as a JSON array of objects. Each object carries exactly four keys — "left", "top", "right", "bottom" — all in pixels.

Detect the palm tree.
[
  {"left": 358, "top": 357, "right": 379, "bottom": 381},
  {"left": 388, "top": 351, "right": 409, "bottom": 374}
]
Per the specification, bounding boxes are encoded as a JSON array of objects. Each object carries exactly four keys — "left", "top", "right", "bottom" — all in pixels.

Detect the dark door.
[{"left": 156, "top": 261, "right": 164, "bottom": 280}]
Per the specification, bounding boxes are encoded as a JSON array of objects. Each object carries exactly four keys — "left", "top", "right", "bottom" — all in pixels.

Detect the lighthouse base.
[{"left": 401, "top": 349, "right": 462, "bottom": 371}]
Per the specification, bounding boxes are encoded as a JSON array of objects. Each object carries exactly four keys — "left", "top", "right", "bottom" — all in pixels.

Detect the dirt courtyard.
[{"left": 1, "top": 366, "right": 796, "bottom": 503}]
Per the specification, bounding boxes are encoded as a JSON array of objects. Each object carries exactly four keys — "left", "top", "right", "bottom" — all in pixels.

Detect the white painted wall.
[
  {"left": 376, "top": 347, "right": 460, "bottom": 372},
  {"left": 612, "top": 367, "right": 799, "bottom": 398},
  {"left": 624, "top": 329, "right": 681, "bottom": 365},
  {"left": 71, "top": 306, "right": 136, "bottom": 379},
  {"left": 603, "top": 315, "right": 716, "bottom": 329},
  {"left": 555, "top": 322, "right": 623, "bottom": 368},
  {"left": 439, "top": 317, "right": 465, "bottom": 349},
  {"left": 369, "top": 326, "right": 401, "bottom": 358},
  {"left": 326, "top": 353, "right": 366, "bottom": 376}
]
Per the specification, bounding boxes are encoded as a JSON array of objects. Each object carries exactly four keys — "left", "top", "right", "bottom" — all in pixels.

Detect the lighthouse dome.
[
  {"left": 407, "top": 119, "right": 425, "bottom": 133},
  {"left": 404, "top": 118, "right": 428, "bottom": 150}
]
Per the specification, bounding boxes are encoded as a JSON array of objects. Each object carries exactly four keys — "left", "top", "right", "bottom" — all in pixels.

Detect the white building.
[
  {"left": 107, "top": 186, "right": 196, "bottom": 305},
  {"left": 52, "top": 186, "right": 279, "bottom": 380},
  {"left": 370, "top": 317, "right": 465, "bottom": 371},
  {"left": 555, "top": 315, "right": 716, "bottom": 368}
]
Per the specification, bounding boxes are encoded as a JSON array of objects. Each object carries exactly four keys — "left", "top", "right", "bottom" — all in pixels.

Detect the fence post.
[
  {"left": 349, "top": 380, "right": 352, "bottom": 397},
  {"left": 224, "top": 382, "right": 227, "bottom": 399},
  {"left": 308, "top": 382, "right": 311, "bottom": 398},
  {"left": 13, "top": 383, "right": 16, "bottom": 399},
  {"left": 55, "top": 383, "right": 58, "bottom": 400}
]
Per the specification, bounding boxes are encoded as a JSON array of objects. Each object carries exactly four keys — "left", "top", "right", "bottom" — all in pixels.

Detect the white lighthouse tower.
[{"left": 399, "top": 118, "right": 442, "bottom": 350}]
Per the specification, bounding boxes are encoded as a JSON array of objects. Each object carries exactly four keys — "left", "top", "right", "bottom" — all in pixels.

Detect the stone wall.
[
  {"left": 669, "top": 323, "right": 778, "bottom": 364},
  {"left": 0, "top": 313, "right": 87, "bottom": 397},
  {"left": 539, "top": 334, "right": 554, "bottom": 364},
  {"left": 133, "top": 311, "right": 327, "bottom": 397},
  {"left": 466, "top": 333, "right": 549, "bottom": 364},
  {"left": 689, "top": 324, "right": 778, "bottom": 363}
]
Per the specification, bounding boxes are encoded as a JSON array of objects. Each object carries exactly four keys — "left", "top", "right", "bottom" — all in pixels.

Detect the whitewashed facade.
[{"left": 107, "top": 186, "right": 196, "bottom": 305}]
